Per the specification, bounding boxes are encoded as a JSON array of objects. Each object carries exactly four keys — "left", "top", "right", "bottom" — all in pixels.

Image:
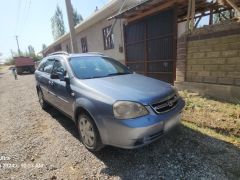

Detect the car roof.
[
  {"left": 69, "top": 52, "right": 105, "bottom": 58},
  {"left": 47, "top": 52, "right": 105, "bottom": 59}
]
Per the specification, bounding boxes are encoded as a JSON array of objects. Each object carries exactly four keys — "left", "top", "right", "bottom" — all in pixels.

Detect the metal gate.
[{"left": 124, "top": 8, "right": 177, "bottom": 84}]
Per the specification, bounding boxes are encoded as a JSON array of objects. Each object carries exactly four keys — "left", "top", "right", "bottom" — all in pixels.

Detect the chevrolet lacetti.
[{"left": 35, "top": 52, "right": 185, "bottom": 151}]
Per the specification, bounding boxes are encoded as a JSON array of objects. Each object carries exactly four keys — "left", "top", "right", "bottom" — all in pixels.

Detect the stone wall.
[{"left": 185, "top": 22, "right": 240, "bottom": 86}]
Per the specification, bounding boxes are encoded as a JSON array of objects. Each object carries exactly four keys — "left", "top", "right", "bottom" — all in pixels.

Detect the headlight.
[{"left": 113, "top": 101, "right": 149, "bottom": 119}]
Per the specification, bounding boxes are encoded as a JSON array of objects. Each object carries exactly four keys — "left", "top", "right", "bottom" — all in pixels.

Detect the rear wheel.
[
  {"left": 16, "top": 67, "right": 22, "bottom": 75},
  {"left": 30, "top": 66, "right": 35, "bottom": 73},
  {"left": 37, "top": 89, "right": 48, "bottom": 110},
  {"left": 77, "top": 113, "right": 104, "bottom": 151}
]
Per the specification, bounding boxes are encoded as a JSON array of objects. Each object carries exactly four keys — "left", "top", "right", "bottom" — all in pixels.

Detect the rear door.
[{"left": 37, "top": 58, "right": 55, "bottom": 103}]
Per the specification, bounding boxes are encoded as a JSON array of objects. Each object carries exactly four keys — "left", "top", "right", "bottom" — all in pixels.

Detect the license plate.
[{"left": 164, "top": 114, "right": 181, "bottom": 131}]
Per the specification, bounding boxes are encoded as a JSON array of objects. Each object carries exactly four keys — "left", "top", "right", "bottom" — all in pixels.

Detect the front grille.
[{"left": 151, "top": 94, "right": 178, "bottom": 114}]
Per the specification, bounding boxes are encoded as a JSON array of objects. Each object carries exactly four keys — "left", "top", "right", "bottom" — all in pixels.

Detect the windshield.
[{"left": 69, "top": 56, "right": 132, "bottom": 79}]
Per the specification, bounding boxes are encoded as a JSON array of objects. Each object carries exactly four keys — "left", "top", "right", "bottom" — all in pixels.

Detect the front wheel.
[{"left": 77, "top": 113, "right": 104, "bottom": 151}]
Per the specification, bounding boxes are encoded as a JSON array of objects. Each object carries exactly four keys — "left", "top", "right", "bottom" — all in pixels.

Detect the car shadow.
[
  {"left": 44, "top": 106, "right": 79, "bottom": 139},
  {"left": 18, "top": 72, "right": 35, "bottom": 76},
  {"left": 94, "top": 126, "right": 240, "bottom": 179},
  {"left": 45, "top": 107, "right": 240, "bottom": 179}
]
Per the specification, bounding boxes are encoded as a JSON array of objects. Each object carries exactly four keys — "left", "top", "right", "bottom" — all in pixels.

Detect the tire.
[
  {"left": 30, "top": 66, "right": 35, "bottom": 74},
  {"left": 37, "top": 88, "right": 49, "bottom": 110},
  {"left": 77, "top": 113, "right": 104, "bottom": 151},
  {"left": 16, "top": 67, "right": 22, "bottom": 75}
]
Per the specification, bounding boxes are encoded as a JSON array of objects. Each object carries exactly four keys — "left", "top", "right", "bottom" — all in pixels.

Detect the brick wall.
[{"left": 186, "top": 28, "right": 240, "bottom": 86}]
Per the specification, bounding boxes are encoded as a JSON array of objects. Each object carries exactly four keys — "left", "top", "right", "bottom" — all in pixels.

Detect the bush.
[{"left": 4, "top": 58, "right": 15, "bottom": 65}]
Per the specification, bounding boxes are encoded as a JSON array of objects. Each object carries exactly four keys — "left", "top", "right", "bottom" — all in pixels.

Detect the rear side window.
[
  {"left": 43, "top": 59, "right": 55, "bottom": 74},
  {"left": 38, "top": 58, "right": 47, "bottom": 71}
]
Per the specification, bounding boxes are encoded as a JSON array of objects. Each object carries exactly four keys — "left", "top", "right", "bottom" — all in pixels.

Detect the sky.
[
  {"left": 0, "top": 0, "right": 109, "bottom": 62},
  {"left": 0, "top": 0, "right": 210, "bottom": 63}
]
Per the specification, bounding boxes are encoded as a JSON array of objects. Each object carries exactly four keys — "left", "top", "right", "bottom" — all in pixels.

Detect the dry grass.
[
  {"left": 0, "top": 65, "right": 11, "bottom": 74},
  {"left": 180, "top": 91, "right": 240, "bottom": 141}
]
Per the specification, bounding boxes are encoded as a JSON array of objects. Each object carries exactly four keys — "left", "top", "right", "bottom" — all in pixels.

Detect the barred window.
[
  {"left": 102, "top": 26, "right": 114, "bottom": 50},
  {"left": 81, "top": 37, "right": 88, "bottom": 53}
]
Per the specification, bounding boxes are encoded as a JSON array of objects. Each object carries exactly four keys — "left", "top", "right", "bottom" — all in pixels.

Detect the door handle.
[{"left": 48, "top": 81, "right": 54, "bottom": 86}]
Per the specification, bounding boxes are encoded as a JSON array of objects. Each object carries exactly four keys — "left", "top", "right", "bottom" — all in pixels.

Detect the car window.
[
  {"left": 38, "top": 58, "right": 47, "bottom": 72},
  {"left": 52, "top": 60, "right": 65, "bottom": 75},
  {"left": 69, "top": 56, "right": 132, "bottom": 79},
  {"left": 43, "top": 59, "right": 55, "bottom": 74}
]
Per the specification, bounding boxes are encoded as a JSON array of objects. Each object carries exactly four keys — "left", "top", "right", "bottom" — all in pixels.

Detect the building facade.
[{"left": 41, "top": 0, "right": 240, "bottom": 103}]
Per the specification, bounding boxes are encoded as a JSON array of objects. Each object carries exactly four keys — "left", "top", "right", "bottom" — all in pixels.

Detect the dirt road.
[{"left": 0, "top": 70, "right": 240, "bottom": 179}]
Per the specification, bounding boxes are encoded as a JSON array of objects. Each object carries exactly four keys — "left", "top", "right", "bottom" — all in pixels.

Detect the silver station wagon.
[{"left": 35, "top": 52, "right": 185, "bottom": 151}]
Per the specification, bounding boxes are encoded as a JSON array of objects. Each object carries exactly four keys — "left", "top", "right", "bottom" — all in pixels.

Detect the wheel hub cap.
[{"left": 79, "top": 117, "right": 95, "bottom": 147}]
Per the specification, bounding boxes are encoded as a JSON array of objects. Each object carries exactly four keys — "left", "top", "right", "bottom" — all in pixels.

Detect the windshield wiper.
[{"left": 84, "top": 72, "right": 131, "bottom": 79}]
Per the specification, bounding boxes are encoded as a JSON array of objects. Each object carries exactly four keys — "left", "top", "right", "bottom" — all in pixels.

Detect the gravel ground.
[{"left": 0, "top": 71, "right": 240, "bottom": 179}]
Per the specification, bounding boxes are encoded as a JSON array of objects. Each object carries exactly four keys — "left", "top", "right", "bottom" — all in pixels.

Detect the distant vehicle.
[
  {"left": 15, "top": 56, "right": 35, "bottom": 74},
  {"left": 35, "top": 52, "right": 185, "bottom": 151}
]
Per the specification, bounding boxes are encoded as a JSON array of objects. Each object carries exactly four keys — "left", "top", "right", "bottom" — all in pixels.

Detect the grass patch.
[
  {"left": 182, "top": 121, "right": 240, "bottom": 147},
  {"left": 180, "top": 91, "right": 240, "bottom": 139}
]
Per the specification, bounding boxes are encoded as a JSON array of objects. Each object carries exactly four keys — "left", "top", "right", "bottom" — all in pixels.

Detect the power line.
[
  {"left": 20, "top": 0, "right": 32, "bottom": 35},
  {"left": 15, "top": 0, "right": 22, "bottom": 34}
]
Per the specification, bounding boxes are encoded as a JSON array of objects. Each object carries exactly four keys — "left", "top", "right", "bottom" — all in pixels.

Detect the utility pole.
[
  {"left": 65, "top": 0, "right": 78, "bottom": 53},
  {"left": 15, "top": 35, "right": 21, "bottom": 55}
]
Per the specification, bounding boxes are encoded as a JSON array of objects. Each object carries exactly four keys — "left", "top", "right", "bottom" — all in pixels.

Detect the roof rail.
[
  {"left": 87, "top": 52, "right": 104, "bottom": 56},
  {"left": 48, "top": 51, "right": 69, "bottom": 56}
]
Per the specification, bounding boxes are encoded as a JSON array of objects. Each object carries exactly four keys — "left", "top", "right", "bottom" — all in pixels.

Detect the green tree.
[
  {"left": 28, "top": 45, "right": 35, "bottom": 55},
  {"left": 4, "top": 57, "right": 15, "bottom": 65},
  {"left": 213, "top": 9, "right": 233, "bottom": 24},
  {"left": 73, "top": 8, "right": 83, "bottom": 26},
  {"left": 51, "top": 5, "right": 66, "bottom": 40},
  {"left": 42, "top": 44, "right": 47, "bottom": 50}
]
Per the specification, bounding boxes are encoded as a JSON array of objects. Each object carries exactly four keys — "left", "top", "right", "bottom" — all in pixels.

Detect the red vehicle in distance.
[{"left": 14, "top": 56, "right": 35, "bottom": 74}]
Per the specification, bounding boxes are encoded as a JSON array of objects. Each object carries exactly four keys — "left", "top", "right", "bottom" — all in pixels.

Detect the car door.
[
  {"left": 38, "top": 58, "right": 55, "bottom": 104},
  {"left": 50, "top": 59, "right": 74, "bottom": 117}
]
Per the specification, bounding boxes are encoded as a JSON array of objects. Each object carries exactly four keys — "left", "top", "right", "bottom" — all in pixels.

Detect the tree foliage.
[
  {"left": 42, "top": 44, "right": 47, "bottom": 50},
  {"left": 4, "top": 57, "right": 15, "bottom": 65},
  {"left": 213, "top": 9, "right": 234, "bottom": 24},
  {"left": 4, "top": 45, "right": 42, "bottom": 65},
  {"left": 28, "top": 45, "right": 35, "bottom": 55},
  {"left": 73, "top": 8, "right": 83, "bottom": 26},
  {"left": 51, "top": 5, "right": 66, "bottom": 40}
]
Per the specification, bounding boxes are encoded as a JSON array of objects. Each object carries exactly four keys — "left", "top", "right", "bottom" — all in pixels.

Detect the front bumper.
[{"left": 101, "top": 98, "right": 185, "bottom": 149}]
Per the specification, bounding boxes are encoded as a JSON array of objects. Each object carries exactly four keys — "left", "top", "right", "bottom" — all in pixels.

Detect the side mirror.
[{"left": 50, "top": 71, "right": 67, "bottom": 82}]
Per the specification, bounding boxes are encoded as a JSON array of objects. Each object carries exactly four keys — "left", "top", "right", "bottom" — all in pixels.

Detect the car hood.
[{"left": 81, "top": 74, "right": 174, "bottom": 105}]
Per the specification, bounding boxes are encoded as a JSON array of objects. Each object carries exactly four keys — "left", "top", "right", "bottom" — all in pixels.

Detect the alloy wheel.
[{"left": 79, "top": 116, "right": 95, "bottom": 147}]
